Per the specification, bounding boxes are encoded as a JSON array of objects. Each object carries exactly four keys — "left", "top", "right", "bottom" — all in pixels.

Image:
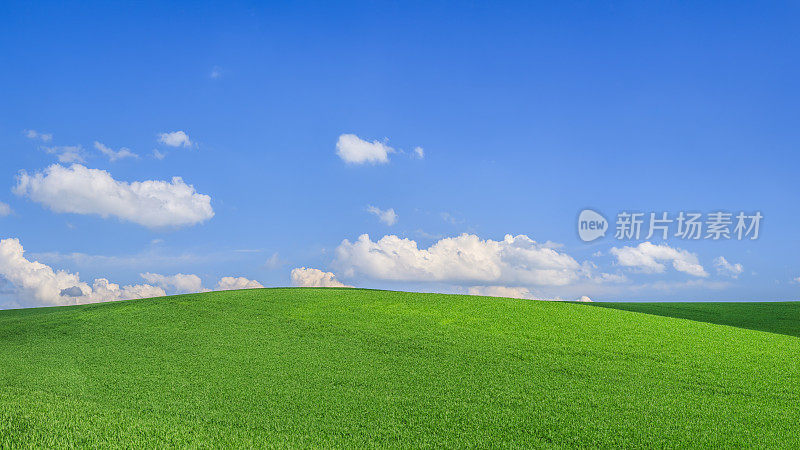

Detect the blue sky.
[{"left": 1, "top": 0, "right": 799, "bottom": 307}]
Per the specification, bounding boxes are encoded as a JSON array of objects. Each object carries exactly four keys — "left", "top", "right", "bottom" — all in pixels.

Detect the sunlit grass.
[{"left": 1, "top": 288, "right": 798, "bottom": 447}]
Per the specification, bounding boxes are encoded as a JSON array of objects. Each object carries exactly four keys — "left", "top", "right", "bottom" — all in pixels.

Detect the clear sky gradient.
[{"left": 1, "top": 1, "right": 798, "bottom": 307}]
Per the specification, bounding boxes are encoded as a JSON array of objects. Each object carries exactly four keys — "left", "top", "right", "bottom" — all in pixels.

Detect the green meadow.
[
  {"left": 592, "top": 301, "right": 800, "bottom": 337},
  {"left": 1, "top": 288, "right": 798, "bottom": 447}
]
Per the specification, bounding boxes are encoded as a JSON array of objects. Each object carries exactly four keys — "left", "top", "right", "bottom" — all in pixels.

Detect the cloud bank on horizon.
[
  {"left": 0, "top": 238, "right": 266, "bottom": 308},
  {"left": 0, "top": 127, "right": 758, "bottom": 308},
  {"left": 0, "top": 238, "right": 166, "bottom": 308},
  {"left": 334, "top": 233, "right": 588, "bottom": 286}
]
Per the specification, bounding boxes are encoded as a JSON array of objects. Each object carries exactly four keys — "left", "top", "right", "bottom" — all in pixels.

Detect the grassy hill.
[
  {"left": 592, "top": 301, "right": 800, "bottom": 337},
  {"left": 1, "top": 288, "right": 798, "bottom": 447}
]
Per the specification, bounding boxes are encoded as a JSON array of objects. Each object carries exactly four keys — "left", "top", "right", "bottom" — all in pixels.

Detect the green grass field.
[
  {"left": 592, "top": 301, "right": 800, "bottom": 337},
  {"left": 1, "top": 288, "right": 798, "bottom": 447}
]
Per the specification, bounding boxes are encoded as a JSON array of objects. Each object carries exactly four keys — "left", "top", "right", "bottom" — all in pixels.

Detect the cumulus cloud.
[
  {"left": 576, "top": 295, "right": 593, "bottom": 302},
  {"left": 291, "top": 267, "right": 352, "bottom": 288},
  {"left": 60, "top": 286, "right": 83, "bottom": 297},
  {"left": 610, "top": 242, "right": 708, "bottom": 277},
  {"left": 467, "top": 285, "right": 535, "bottom": 299},
  {"left": 14, "top": 164, "right": 214, "bottom": 228},
  {"left": 140, "top": 272, "right": 206, "bottom": 294},
  {"left": 336, "top": 134, "right": 394, "bottom": 165},
  {"left": 367, "top": 205, "right": 398, "bottom": 226},
  {"left": 158, "top": 131, "right": 192, "bottom": 148},
  {"left": 153, "top": 149, "right": 166, "bottom": 160},
  {"left": 216, "top": 276, "right": 264, "bottom": 291},
  {"left": 0, "top": 238, "right": 165, "bottom": 307},
  {"left": 94, "top": 141, "right": 139, "bottom": 162},
  {"left": 0, "top": 202, "right": 11, "bottom": 217},
  {"left": 413, "top": 146, "right": 425, "bottom": 159},
  {"left": 24, "top": 129, "right": 53, "bottom": 142},
  {"left": 43, "top": 145, "right": 84, "bottom": 163},
  {"left": 335, "top": 233, "right": 584, "bottom": 286},
  {"left": 714, "top": 257, "right": 743, "bottom": 278}
]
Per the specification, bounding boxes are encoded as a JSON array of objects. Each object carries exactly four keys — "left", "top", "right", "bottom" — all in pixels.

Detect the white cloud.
[
  {"left": 714, "top": 256, "right": 743, "bottom": 278},
  {"left": 264, "top": 252, "right": 284, "bottom": 269},
  {"left": 153, "top": 149, "right": 166, "bottom": 160},
  {"left": 336, "top": 134, "right": 394, "bottom": 165},
  {"left": 14, "top": 164, "right": 214, "bottom": 229},
  {"left": 413, "top": 146, "right": 425, "bottom": 159},
  {"left": 94, "top": 141, "right": 139, "bottom": 162},
  {"left": 0, "top": 238, "right": 165, "bottom": 308},
  {"left": 43, "top": 145, "right": 84, "bottom": 163},
  {"left": 216, "top": 276, "right": 264, "bottom": 291},
  {"left": 467, "top": 285, "right": 535, "bottom": 299},
  {"left": 158, "top": 131, "right": 192, "bottom": 148},
  {"left": 24, "top": 129, "right": 53, "bottom": 142},
  {"left": 140, "top": 272, "right": 206, "bottom": 294},
  {"left": 610, "top": 242, "right": 708, "bottom": 277},
  {"left": 291, "top": 267, "right": 352, "bottom": 288},
  {"left": 0, "top": 202, "right": 11, "bottom": 217},
  {"left": 335, "top": 233, "right": 584, "bottom": 286},
  {"left": 367, "top": 205, "right": 398, "bottom": 226},
  {"left": 576, "top": 295, "right": 593, "bottom": 302}
]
